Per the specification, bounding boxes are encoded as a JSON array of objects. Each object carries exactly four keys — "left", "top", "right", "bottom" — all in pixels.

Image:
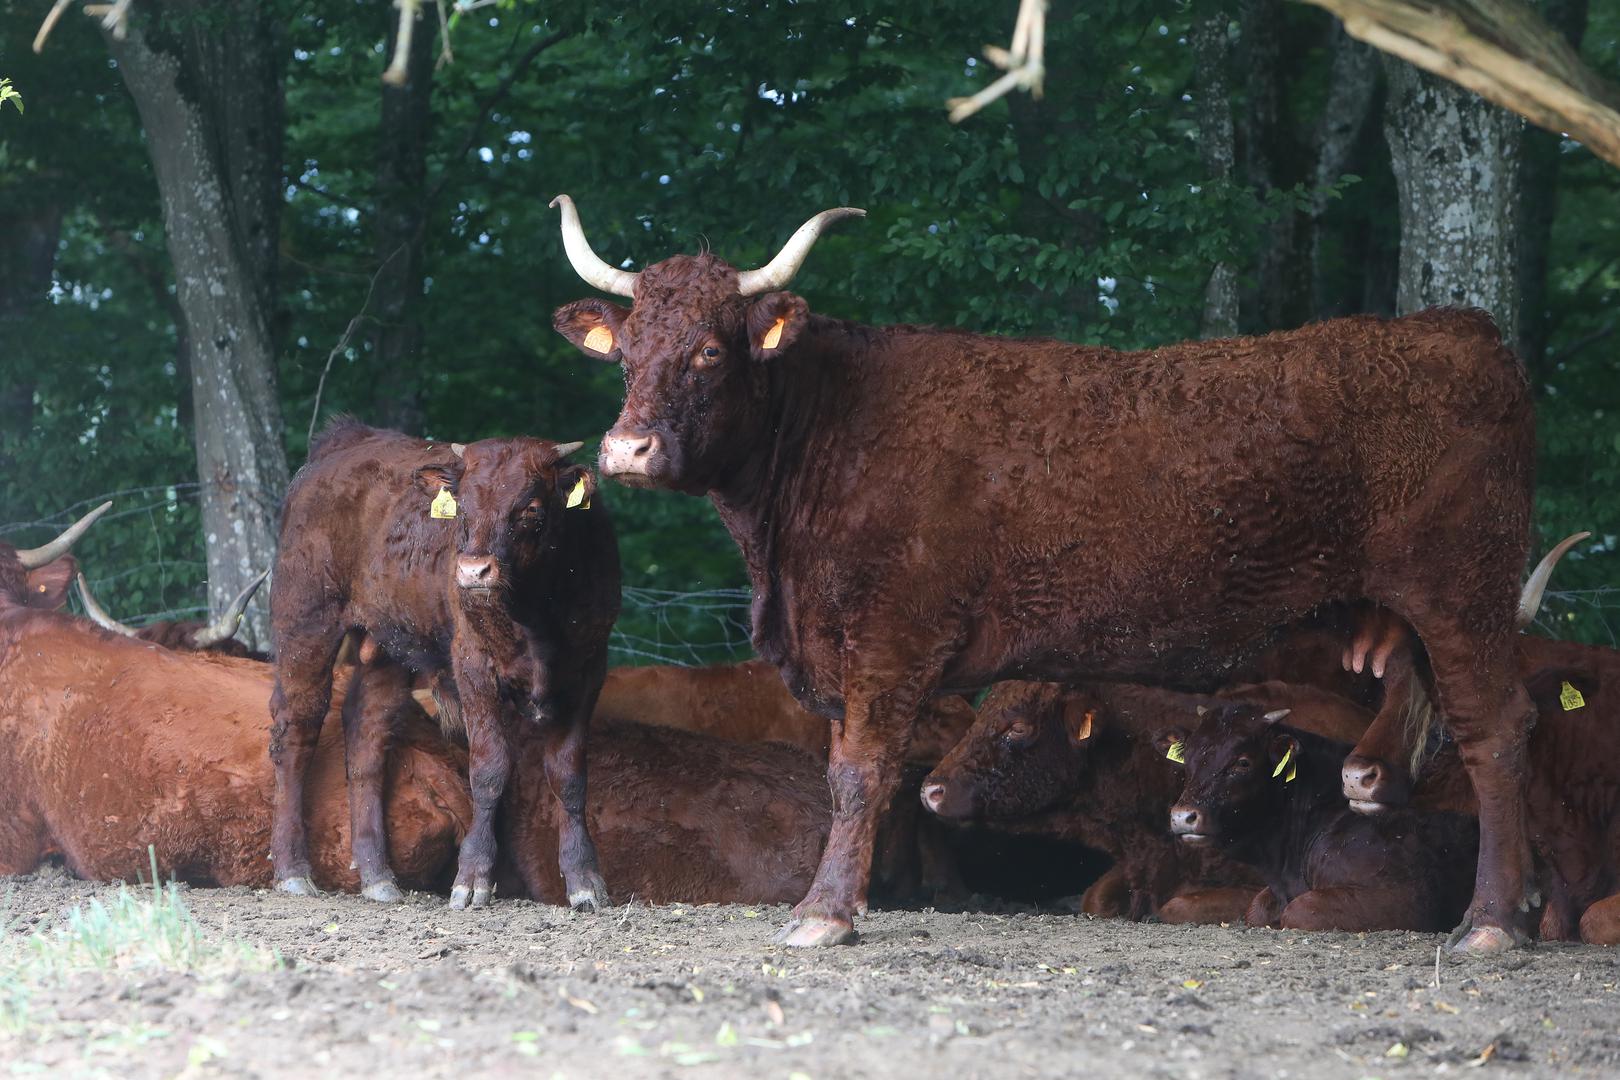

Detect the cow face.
[
  {"left": 920, "top": 683, "right": 1098, "bottom": 822},
  {"left": 1161, "top": 704, "right": 1296, "bottom": 848},
  {"left": 416, "top": 439, "right": 594, "bottom": 598},
  {"left": 0, "top": 548, "right": 77, "bottom": 611},
  {"left": 548, "top": 196, "right": 863, "bottom": 495}
]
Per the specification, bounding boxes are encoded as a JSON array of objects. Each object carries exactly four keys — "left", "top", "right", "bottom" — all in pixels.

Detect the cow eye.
[
  {"left": 1232, "top": 756, "right": 1253, "bottom": 772},
  {"left": 694, "top": 345, "right": 721, "bottom": 368},
  {"left": 1004, "top": 719, "right": 1034, "bottom": 742},
  {"left": 521, "top": 499, "right": 544, "bottom": 519}
]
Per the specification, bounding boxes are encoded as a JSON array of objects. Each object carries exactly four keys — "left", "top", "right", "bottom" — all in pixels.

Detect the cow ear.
[
  {"left": 414, "top": 462, "right": 461, "bottom": 495},
  {"left": 24, "top": 555, "right": 76, "bottom": 610},
  {"left": 1154, "top": 729, "right": 1189, "bottom": 764},
  {"left": 556, "top": 464, "right": 597, "bottom": 510},
  {"left": 554, "top": 299, "right": 629, "bottom": 361},
  {"left": 746, "top": 292, "right": 810, "bottom": 359},
  {"left": 1062, "top": 701, "right": 1096, "bottom": 746}
]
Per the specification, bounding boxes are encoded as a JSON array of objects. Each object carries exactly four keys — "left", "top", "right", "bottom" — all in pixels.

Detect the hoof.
[
  {"left": 567, "top": 872, "right": 610, "bottom": 913},
  {"left": 774, "top": 915, "right": 857, "bottom": 948},
  {"left": 448, "top": 882, "right": 492, "bottom": 910},
  {"left": 1446, "top": 924, "right": 1519, "bottom": 956},
  {"left": 362, "top": 879, "right": 403, "bottom": 904},
  {"left": 275, "top": 876, "right": 321, "bottom": 897}
]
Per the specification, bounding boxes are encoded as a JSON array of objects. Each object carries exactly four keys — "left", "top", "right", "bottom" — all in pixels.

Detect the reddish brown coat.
[{"left": 559, "top": 233, "right": 1537, "bottom": 950}]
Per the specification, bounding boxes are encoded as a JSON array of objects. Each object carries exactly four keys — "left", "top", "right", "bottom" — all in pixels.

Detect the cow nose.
[
  {"left": 920, "top": 781, "right": 947, "bottom": 813},
  {"left": 599, "top": 429, "right": 660, "bottom": 476},
  {"left": 1342, "top": 759, "right": 1381, "bottom": 797},
  {"left": 1170, "top": 805, "right": 1201, "bottom": 832},
  {"left": 456, "top": 555, "right": 498, "bottom": 589}
]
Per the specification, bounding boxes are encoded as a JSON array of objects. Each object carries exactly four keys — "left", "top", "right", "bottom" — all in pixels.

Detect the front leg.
[
  {"left": 447, "top": 660, "right": 510, "bottom": 910},
  {"left": 778, "top": 648, "right": 943, "bottom": 947},
  {"left": 533, "top": 654, "right": 610, "bottom": 912}
]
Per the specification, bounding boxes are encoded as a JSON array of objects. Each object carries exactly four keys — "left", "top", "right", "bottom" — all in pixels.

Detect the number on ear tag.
[
  {"left": 430, "top": 488, "right": 458, "bottom": 519},
  {"left": 583, "top": 325, "right": 614, "bottom": 353},
  {"left": 1165, "top": 741, "right": 1186, "bottom": 764},
  {"left": 1560, "top": 681, "right": 1585, "bottom": 711}
]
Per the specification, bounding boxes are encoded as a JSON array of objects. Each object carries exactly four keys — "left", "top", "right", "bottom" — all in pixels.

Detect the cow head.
[
  {"left": 0, "top": 502, "right": 111, "bottom": 611},
  {"left": 920, "top": 682, "right": 1100, "bottom": 822},
  {"left": 549, "top": 195, "right": 864, "bottom": 494},
  {"left": 417, "top": 438, "right": 594, "bottom": 598},
  {"left": 1160, "top": 703, "right": 1296, "bottom": 848}
]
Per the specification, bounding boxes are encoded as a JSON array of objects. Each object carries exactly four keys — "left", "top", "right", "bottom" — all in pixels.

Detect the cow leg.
[
  {"left": 0, "top": 804, "right": 48, "bottom": 876},
  {"left": 1158, "top": 886, "right": 1261, "bottom": 926},
  {"left": 534, "top": 660, "right": 610, "bottom": 912},
  {"left": 342, "top": 660, "right": 409, "bottom": 903},
  {"left": 1080, "top": 864, "right": 1129, "bottom": 918},
  {"left": 778, "top": 655, "right": 939, "bottom": 947},
  {"left": 1245, "top": 886, "right": 1285, "bottom": 928},
  {"left": 1405, "top": 619, "right": 1536, "bottom": 953},
  {"left": 448, "top": 682, "right": 509, "bottom": 910},
  {"left": 268, "top": 629, "right": 347, "bottom": 895},
  {"left": 1281, "top": 886, "right": 1438, "bottom": 933},
  {"left": 1579, "top": 893, "right": 1620, "bottom": 947}
]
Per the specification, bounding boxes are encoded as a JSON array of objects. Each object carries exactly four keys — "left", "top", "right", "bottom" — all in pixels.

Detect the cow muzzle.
[
  {"left": 455, "top": 554, "right": 499, "bottom": 591},
  {"left": 598, "top": 429, "right": 662, "bottom": 486},
  {"left": 919, "top": 777, "right": 975, "bottom": 821},
  {"left": 1341, "top": 755, "right": 1403, "bottom": 815},
  {"left": 1170, "top": 805, "right": 1210, "bottom": 845}
]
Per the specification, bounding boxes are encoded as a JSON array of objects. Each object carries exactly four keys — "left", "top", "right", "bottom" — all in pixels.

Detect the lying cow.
[
  {"left": 551, "top": 195, "right": 1537, "bottom": 950},
  {"left": 0, "top": 505, "right": 469, "bottom": 889},
  {"left": 270, "top": 420, "right": 620, "bottom": 910},
  {"left": 1162, "top": 704, "right": 1477, "bottom": 933},
  {"left": 921, "top": 681, "right": 1371, "bottom": 923},
  {"left": 594, "top": 658, "right": 976, "bottom": 764},
  {"left": 75, "top": 568, "right": 269, "bottom": 659}
]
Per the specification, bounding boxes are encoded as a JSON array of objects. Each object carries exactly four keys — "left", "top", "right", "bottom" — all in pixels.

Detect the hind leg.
[
  {"left": 1403, "top": 616, "right": 1536, "bottom": 952},
  {"left": 269, "top": 625, "right": 348, "bottom": 895},
  {"left": 1281, "top": 886, "right": 1445, "bottom": 933},
  {"left": 342, "top": 659, "right": 411, "bottom": 903}
]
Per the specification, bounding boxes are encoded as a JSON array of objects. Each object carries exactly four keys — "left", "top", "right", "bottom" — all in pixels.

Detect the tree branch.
[{"left": 1297, "top": 0, "right": 1620, "bottom": 169}]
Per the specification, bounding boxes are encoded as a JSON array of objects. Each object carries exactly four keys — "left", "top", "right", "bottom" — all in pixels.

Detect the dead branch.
[
  {"left": 949, "top": 0, "right": 1047, "bottom": 123},
  {"left": 382, "top": 0, "right": 422, "bottom": 86},
  {"left": 1299, "top": 0, "right": 1620, "bottom": 169}
]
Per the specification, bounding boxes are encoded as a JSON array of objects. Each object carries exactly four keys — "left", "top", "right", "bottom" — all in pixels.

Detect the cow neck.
[
  {"left": 708, "top": 314, "right": 865, "bottom": 660},
  {"left": 1223, "top": 726, "right": 1354, "bottom": 899}
]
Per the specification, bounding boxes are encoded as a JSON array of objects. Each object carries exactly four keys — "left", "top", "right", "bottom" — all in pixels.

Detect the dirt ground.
[{"left": 4, "top": 865, "right": 1619, "bottom": 1079}]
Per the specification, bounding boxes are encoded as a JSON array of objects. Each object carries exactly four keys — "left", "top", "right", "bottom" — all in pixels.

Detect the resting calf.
[
  {"left": 270, "top": 420, "right": 620, "bottom": 910},
  {"left": 1162, "top": 704, "right": 1476, "bottom": 933}
]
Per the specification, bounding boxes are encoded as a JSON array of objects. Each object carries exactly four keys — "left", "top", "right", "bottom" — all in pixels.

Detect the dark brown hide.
[
  {"left": 269, "top": 420, "right": 620, "bottom": 909},
  {"left": 0, "top": 610, "right": 468, "bottom": 888},
  {"left": 1164, "top": 704, "right": 1477, "bottom": 933},
  {"left": 559, "top": 248, "right": 1535, "bottom": 951}
]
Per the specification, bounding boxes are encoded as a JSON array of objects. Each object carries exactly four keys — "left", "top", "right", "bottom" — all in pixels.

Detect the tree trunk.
[
  {"left": 0, "top": 204, "right": 60, "bottom": 475},
  {"left": 1383, "top": 59, "right": 1524, "bottom": 348},
  {"left": 1193, "top": 9, "right": 1240, "bottom": 339},
  {"left": 1308, "top": 28, "right": 1383, "bottom": 316},
  {"left": 369, "top": 7, "right": 435, "bottom": 434},
  {"left": 105, "top": 6, "right": 289, "bottom": 650},
  {"left": 1516, "top": 0, "right": 1588, "bottom": 378}
]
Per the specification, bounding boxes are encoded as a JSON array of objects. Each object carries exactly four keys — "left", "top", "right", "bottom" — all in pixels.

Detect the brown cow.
[
  {"left": 921, "top": 681, "right": 1371, "bottom": 922},
  {"left": 0, "top": 507, "right": 469, "bottom": 889},
  {"left": 593, "top": 658, "right": 976, "bottom": 764},
  {"left": 75, "top": 568, "right": 269, "bottom": 659},
  {"left": 1161, "top": 704, "right": 1478, "bottom": 933},
  {"left": 269, "top": 420, "right": 620, "bottom": 910},
  {"left": 549, "top": 195, "right": 1536, "bottom": 950}
]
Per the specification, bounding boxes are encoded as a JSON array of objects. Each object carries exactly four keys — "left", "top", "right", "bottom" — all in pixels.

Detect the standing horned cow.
[{"left": 549, "top": 195, "right": 1537, "bottom": 952}]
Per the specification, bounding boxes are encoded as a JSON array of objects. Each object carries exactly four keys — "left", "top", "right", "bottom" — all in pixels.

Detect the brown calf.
[
  {"left": 1162, "top": 704, "right": 1477, "bottom": 933},
  {"left": 921, "top": 681, "right": 1371, "bottom": 922},
  {"left": 552, "top": 195, "right": 1536, "bottom": 950},
  {"left": 270, "top": 419, "right": 620, "bottom": 910}
]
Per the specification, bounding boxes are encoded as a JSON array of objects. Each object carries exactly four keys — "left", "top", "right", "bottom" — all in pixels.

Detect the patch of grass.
[{"left": 0, "top": 848, "right": 281, "bottom": 1038}]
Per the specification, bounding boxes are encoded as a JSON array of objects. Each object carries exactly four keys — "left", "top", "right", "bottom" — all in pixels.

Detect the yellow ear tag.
[
  {"left": 1559, "top": 681, "right": 1585, "bottom": 711},
  {"left": 1165, "top": 740, "right": 1186, "bottom": 764},
  {"left": 1075, "top": 710, "right": 1094, "bottom": 742},
  {"left": 583, "top": 325, "right": 614, "bottom": 353},
  {"left": 761, "top": 316, "right": 786, "bottom": 350},
  {"left": 430, "top": 487, "right": 458, "bottom": 519},
  {"left": 1272, "top": 745, "right": 1295, "bottom": 780},
  {"left": 566, "top": 475, "right": 590, "bottom": 511}
]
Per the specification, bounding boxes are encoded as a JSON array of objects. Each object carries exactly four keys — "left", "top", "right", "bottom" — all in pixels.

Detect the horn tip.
[{"left": 549, "top": 194, "right": 571, "bottom": 210}]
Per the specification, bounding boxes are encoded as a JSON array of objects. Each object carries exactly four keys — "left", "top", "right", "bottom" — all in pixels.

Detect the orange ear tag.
[
  {"left": 761, "top": 317, "right": 786, "bottom": 350},
  {"left": 583, "top": 325, "right": 614, "bottom": 353},
  {"left": 1075, "top": 710, "right": 1094, "bottom": 741}
]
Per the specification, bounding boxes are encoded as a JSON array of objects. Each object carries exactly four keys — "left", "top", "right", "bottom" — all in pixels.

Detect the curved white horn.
[
  {"left": 16, "top": 501, "right": 112, "bottom": 569},
  {"left": 1518, "top": 531, "right": 1592, "bottom": 628},
  {"left": 190, "top": 569, "right": 270, "bottom": 649},
  {"left": 75, "top": 573, "right": 141, "bottom": 638},
  {"left": 552, "top": 441, "right": 585, "bottom": 459},
  {"left": 549, "top": 194, "right": 639, "bottom": 298},
  {"left": 736, "top": 207, "right": 867, "bottom": 297}
]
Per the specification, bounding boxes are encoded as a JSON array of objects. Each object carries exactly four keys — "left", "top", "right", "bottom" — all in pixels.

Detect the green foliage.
[
  {"left": 1, "top": 0, "right": 1617, "bottom": 651},
  {"left": 0, "top": 76, "right": 20, "bottom": 114}
]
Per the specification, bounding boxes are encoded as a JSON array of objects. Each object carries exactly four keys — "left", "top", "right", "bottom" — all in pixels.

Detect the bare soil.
[{"left": 4, "top": 865, "right": 1619, "bottom": 1079}]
